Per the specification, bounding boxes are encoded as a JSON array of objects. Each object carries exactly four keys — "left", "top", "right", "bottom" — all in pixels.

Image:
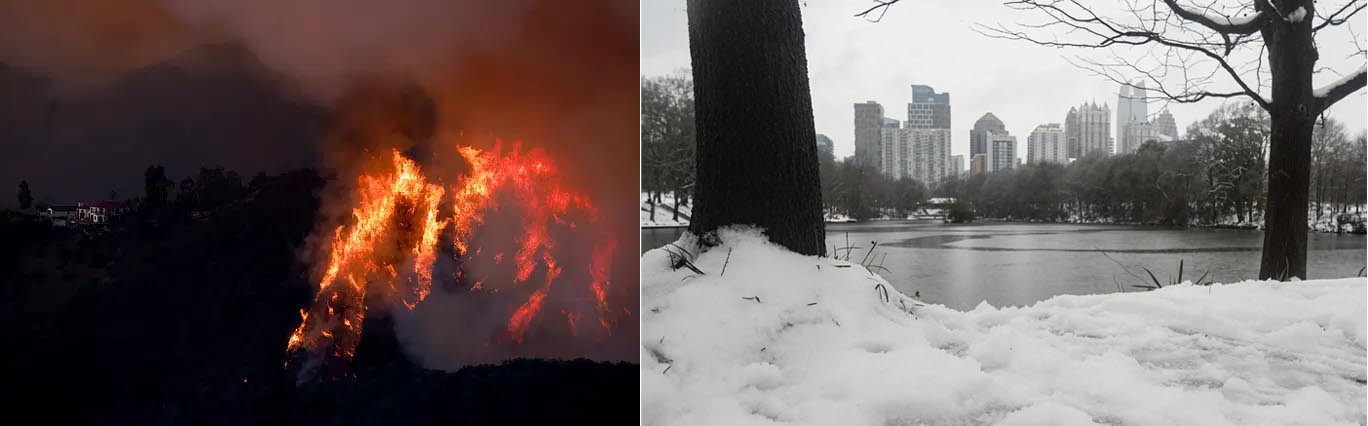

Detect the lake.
[{"left": 641, "top": 221, "right": 1368, "bottom": 310}]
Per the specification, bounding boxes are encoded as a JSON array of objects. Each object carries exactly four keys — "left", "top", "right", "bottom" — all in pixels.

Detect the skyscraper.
[
  {"left": 986, "top": 131, "right": 1017, "bottom": 173},
  {"left": 1066, "top": 102, "right": 1112, "bottom": 158},
  {"left": 970, "top": 112, "right": 1006, "bottom": 158},
  {"left": 1027, "top": 123, "right": 1067, "bottom": 164},
  {"left": 1154, "top": 109, "right": 1178, "bottom": 140},
  {"left": 881, "top": 128, "right": 951, "bottom": 184},
  {"left": 950, "top": 154, "right": 965, "bottom": 177},
  {"left": 1116, "top": 82, "right": 1149, "bottom": 154},
  {"left": 1121, "top": 121, "right": 1161, "bottom": 151},
  {"left": 853, "top": 101, "right": 885, "bottom": 167},
  {"left": 906, "top": 85, "right": 950, "bottom": 129}
]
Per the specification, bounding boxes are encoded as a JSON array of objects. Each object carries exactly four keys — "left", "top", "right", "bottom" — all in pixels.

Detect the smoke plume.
[{"left": 1, "top": 0, "right": 639, "bottom": 368}]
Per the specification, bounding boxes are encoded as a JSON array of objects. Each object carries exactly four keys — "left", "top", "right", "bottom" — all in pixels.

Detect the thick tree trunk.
[
  {"left": 684, "top": 0, "right": 826, "bottom": 256},
  {"left": 1258, "top": 0, "right": 1317, "bottom": 280}
]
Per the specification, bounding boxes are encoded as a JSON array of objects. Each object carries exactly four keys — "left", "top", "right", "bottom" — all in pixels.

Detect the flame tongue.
[{"left": 288, "top": 142, "right": 617, "bottom": 373}]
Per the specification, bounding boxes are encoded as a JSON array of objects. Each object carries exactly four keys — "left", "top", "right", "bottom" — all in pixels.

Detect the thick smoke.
[
  {"left": 0, "top": 0, "right": 529, "bottom": 99},
  {"left": 1, "top": 0, "right": 639, "bottom": 367}
]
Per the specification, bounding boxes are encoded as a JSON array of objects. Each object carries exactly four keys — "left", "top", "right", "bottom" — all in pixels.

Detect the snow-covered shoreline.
[{"left": 641, "top": 228, "right": 1367, "bottom": 426}]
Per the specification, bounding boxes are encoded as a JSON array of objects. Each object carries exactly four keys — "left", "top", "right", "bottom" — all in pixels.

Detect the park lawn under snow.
[
  {"left": 640, "top": 228, "right": 1367, "bottom": 426},
  {"left": 642, "top": 192, "right": 692, "bottom": 228}
]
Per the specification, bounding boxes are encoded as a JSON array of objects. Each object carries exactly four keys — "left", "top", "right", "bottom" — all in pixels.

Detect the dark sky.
[
  {"left": 0, "top": 45, "right": 327, "bottom": 206},
  {"left": 0, "top": 0, "right": 639, "bottom": 214}
]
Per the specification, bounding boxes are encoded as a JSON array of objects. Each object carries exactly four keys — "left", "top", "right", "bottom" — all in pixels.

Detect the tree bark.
[
  {"left": 684, "top": 0, "right": 826, "bottom": 256},
  {"left": 1258, "top": 0, "right": 1317, "bottom": 280}
]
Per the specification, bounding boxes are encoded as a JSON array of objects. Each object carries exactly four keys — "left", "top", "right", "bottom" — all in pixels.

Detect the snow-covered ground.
[
  {"left": 641, "top": 228, "right": 1367, "bottom": 426},
  {"left": 642, "top": 193, "right": 692, "bottom": 228},
  {"left": 1311, "top": 209, "right": 1367, "bottom": 234},
  {"left": 641, "top": 194, "right": 878, "bottom": 226}
]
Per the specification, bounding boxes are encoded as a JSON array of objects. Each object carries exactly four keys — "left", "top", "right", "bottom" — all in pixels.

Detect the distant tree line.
[
  {"left": 819, "top": 156, "right": 927, "bottom": 221},
  {"left": 640, "top": 73, "right": 1363, "bottom": 229},
  {"left": 939, "top": 104, "right": 1366, "bottom": 226},
  {"left": 641, "top": 72, "right": 929, "bottom": 223},
  {"left": 16, "top": 165, "right": 262, "bottom": 211},
  {"left": 640, "top": 73, "right": 695, "bottom": 222}
]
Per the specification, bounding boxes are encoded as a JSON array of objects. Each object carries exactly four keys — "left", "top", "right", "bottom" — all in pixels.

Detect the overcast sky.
[{"left": 641, "top": 0, "right": 1367, "bottom": 160}]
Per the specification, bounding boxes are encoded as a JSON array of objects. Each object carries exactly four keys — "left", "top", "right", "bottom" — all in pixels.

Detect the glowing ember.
[{"left": 287, "top": 141, "right": 615, "bottom": 371}]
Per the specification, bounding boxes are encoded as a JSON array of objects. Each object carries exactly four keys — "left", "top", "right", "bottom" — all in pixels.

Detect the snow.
[
  {"left": 641, "top": 227, "right": 1367, "bottom": 426},
  {"left": 1315, "top": 66, "right": 1367, "bottom": 98},
  {"left": 641, "top": 194, "right": 862, "bottom": 226},
  {"left": 1185, "top": 6, "right": 1263, "bottom": 27},
  {"left": 1287, "top": 7, "right": 1307, "bottom": 23},
  {"left": 642, "top": 192, "right": 692, "bottom": 228},
  {"left": 824, "top": 212, "right": 857, "bottom": 223}
]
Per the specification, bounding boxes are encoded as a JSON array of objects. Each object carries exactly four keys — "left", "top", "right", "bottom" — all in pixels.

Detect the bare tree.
[
  {"left": 641, "top": 73, "right": 698, "bottom": 223},
  {"left": 861, "top": 0, "right": 1366, "bottom": 279},
  {"left": 686, "top": 0, "right": 826, "bottom": 256}
]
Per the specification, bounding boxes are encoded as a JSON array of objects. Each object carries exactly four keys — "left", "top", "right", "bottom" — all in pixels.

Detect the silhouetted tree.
[
  {"left": 641, "top": 73, "right": 697, "bottom": 222},
  {"left": 17, "top": 180, "right": 33, "bottom": 209},
  {"left": 143, "top": 165, "right": 172, "bottom": 209},
  {"left": 177, "top": 178, "right": 196, "bottom": 210}
]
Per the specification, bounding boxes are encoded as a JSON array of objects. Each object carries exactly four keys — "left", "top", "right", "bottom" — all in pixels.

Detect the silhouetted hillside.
[{"left": 1, "top": 169, "right": 635, "bottom": 425}]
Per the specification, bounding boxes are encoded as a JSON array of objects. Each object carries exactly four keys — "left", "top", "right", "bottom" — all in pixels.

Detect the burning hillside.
[
  {"left": 1, "top": 5, "right": 638, "bottom": 423},
  {"left": 286, "top": 137, "right": 627, "bottom": 378}
]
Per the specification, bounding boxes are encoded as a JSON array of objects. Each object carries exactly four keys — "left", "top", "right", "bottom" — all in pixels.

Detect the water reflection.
[{"left": 641, "top": 221, "right": 1367, "bottom": 311}]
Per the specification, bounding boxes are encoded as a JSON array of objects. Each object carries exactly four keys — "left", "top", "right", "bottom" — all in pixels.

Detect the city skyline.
[{"left": 640, "top": 0, "right": 1366, "bottom": 160}]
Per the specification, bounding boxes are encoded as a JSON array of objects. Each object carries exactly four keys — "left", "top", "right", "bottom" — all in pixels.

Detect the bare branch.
[
  {"left": 855, "top": 0, "right": 902, "bottom": 22},
  {"left": 973, "top": 0, "right": 1271, "bottom": 109},
  {"left": 1312, "top": 1, "right": 1366, "bottom": 32},
  {"left": 1070, "top": 55, "right": 1250, "bottom": 105},
  {"left": 1315, "top": 66, "right": 1367, "bottom": 112},
  {"left": 976, "top": 22, "right": 1269, "bottom": 108},
  {"left": 1161, "top": 0, "right": 1266, "bottom": 34}
]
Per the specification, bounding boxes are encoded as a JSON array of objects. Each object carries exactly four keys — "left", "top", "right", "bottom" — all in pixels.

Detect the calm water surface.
[{"left": 642, "top": 221, "right": 1367, "bottom": 310}]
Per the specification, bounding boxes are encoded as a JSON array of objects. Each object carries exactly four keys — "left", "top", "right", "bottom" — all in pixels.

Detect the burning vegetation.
[
  {"left": 1, "top": 0, "right": 637, "bottom": 423},
  {"left": 286, "top": 139, "right": 622, "bottom": 377}
]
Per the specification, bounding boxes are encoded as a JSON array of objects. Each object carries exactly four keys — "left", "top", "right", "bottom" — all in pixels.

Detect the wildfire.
[{"left": 287, "top": 141, "right": 618, "bottom": 369}]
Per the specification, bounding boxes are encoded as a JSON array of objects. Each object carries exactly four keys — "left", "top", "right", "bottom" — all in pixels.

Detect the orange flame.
[{"left": 287, "top": 141, "right": 614, "bottom": 369}]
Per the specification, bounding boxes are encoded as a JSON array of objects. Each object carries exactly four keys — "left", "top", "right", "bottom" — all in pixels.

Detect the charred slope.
[{"left": 3, "top": 169, "right": 635, "bottom": 425}]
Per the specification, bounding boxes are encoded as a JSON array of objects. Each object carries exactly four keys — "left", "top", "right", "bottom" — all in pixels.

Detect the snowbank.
[{"left": 641, "top": 228, "right": 1367, "bottom": 426}]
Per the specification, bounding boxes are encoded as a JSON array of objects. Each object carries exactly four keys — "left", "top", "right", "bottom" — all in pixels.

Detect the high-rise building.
[
  {"left": 854, "top": 101, "right": 885, "bottom": 167},
  {"left": 906, "top": 85, "right": 950, "bottom": 129},
  {"left": 1121, "top": 121, "right": 1161, "bottom": 152},
  {"left": 1066, "top": 102, "right": 1112, "bottom": 158},
  {"left": 882, "top": 117, "right": 901, "bottom": 129},
  {"left": 1064, "top": 107, "right": 1080, "bottom": 160},
  {"left": 986, "top": 131, "right": 1017, "bottom": 173},
  {"left": 1154, "top": 109, "right": 1178, "bottom": 140},
  {"left": 881, "top": 127, "right": 951, "bottom": 184},
  {"left": 815, "top": 134, "right": 835, "bottom": 158},
  {"left": 950, "top": 154, "right": 965, "bottom": 177},
  {"left": 1027, "top": 123, "right": 1067, "bottom": 164},
  {"left": 970, "top": 112, "right": 1006, "bottom": 157},
  {"left": 970, "top": 154, "right": 986, "bottom": 176},
  {"left": 1116, "top": 82, "right": 1149, "bottom": 154}
]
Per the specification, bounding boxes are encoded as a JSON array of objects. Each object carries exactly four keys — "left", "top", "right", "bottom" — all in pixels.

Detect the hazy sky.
[{"left": 641, "top": 0, "right": 1367, "bottom": 159}]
